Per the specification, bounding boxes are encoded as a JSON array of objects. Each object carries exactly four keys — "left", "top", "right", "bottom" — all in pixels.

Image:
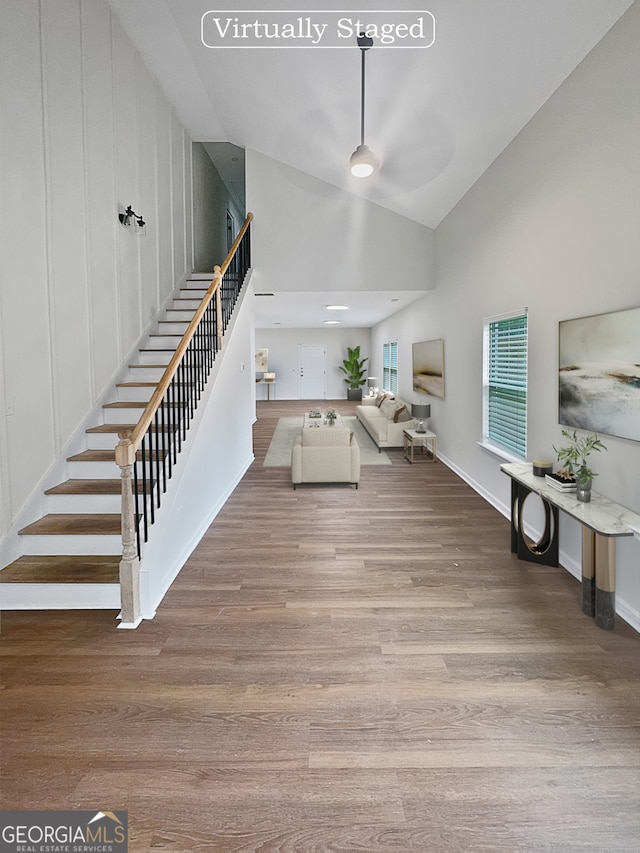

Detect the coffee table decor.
[{"left": 264, "top": 416, "right": 391, "bottom": 466}]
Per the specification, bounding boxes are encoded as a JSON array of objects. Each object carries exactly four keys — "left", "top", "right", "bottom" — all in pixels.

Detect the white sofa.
[
  {"left": 355, "top": 394, "right": 415, "bottom": 449},
  {"left": 291, "top": 426, "right": 360, "bottom": 488}
]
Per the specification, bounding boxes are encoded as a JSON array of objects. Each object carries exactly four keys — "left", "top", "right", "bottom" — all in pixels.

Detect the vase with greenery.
[
  {"left": 326, "top": 408, "right": 337, "bottom": 425},
  {"left": 339, "top": 345, "right": 368, "bottom": 401},
  {"left": 553, "top": 429, "right": 607, "bottom": 502}
]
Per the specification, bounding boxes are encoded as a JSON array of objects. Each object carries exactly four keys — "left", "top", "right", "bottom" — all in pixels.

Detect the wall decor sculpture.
[
  {"left": 559, "top": 306, "right": 640, "bottom": 442},
  {"left": 412, "top": 339, "right": 445, "bottom": 399}
]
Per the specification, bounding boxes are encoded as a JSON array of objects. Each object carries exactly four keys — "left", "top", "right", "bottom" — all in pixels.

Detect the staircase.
[{"left": 0, "top": 275, "right": 213, "bottom": 614}]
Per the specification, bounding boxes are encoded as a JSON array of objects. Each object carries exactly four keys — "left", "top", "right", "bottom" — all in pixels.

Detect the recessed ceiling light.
[
  {"left": 390, "top": 298, "right": 399, "bottom": 303},
  {"left": 324, "top": 320, "right": 341, "bottom": 325},
  {"left": 326, "top": 305, "right": 349, "bottom": 310}
]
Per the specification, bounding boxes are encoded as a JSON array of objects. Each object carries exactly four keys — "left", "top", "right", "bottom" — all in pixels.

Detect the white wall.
[
  {"left": 254, "top": 326, "right": 372, "bottom": 401},
  {"left": 372, "top": 3, "right": 640, "bottom": 628},
  {"left": 245, "top": 149, "right": 434, "bottom": 403},
  {"left": 192, "top": 142, "right": 244, "bottom": 272},
  {"left": 139, "top": 282, "right": 255, "bottom": 617},
  {"left": 0, "top": 0, "right": 193, "bottom": 539},
  {"left": 246, "top": 150, "right": 435, "bottom": 295}
]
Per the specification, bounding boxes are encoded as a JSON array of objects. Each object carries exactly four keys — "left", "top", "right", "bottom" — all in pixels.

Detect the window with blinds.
[
  {"left": 383, "top": 342, "right": 398, "bottom": 394},
  {"left": 483, "top": 311, "right": 528, "bottom": 458}
]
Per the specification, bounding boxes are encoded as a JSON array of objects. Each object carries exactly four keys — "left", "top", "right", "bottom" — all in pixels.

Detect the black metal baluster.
[
  {"left": 154, "top": 410, "right": 161, "bottom": 508},
  {"left": 140, "top": 434, "right": 149, "bottom": 541},
  {"left": 133, "top": 455, "right": 141, "bottom": 558}
]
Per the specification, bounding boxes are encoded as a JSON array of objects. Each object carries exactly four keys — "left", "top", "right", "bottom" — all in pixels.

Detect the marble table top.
[{"left": 501, "top": 462, "right": 640, "bottom": 539}]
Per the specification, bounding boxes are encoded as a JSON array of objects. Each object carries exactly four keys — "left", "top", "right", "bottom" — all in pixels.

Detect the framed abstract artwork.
[
  {"left": 559, "top": 306, "right": 640, "bottom": 442},
  {"left": 412, "top": 339, "right": 445, "bottom": 399},
  {"left": 255, "top": 348, "right": 269, "bottom": 372}
]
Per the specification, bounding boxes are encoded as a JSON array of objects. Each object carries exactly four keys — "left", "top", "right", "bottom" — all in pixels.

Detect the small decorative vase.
[{"left": 576, "top": 477, "right": 592, "bottom": 503}]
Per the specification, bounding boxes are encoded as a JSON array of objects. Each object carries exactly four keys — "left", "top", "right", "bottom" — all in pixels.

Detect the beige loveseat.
[
  {"left": 355, "top": 394, "right": 415, "bottom": 449},
  {"left": 291, "top": 427, "right": 360, "bottom": 489}
]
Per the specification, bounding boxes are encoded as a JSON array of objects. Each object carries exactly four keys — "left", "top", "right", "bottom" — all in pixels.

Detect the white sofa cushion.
[
  {"left": 301, "top": 427, "right": 351, "bottom": 446},
  {"left": 356, "top": 396, "right": 416, "bottom": 448}
]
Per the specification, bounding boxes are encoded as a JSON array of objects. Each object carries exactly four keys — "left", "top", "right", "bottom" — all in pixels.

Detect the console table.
[
  {"left": 256, "top": 378, "right": 276, "bottom": 400},
  {"left": 501, "top": 462, "right": 640, "bottom": 630}
]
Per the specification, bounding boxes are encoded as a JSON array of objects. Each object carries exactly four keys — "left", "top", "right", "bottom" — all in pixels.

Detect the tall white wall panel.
[
  {"left": 155, "top": 95, "right": 174, "bottom": 301},
  {"left": 81, "top": 0, "right": 120, "bottom": 398},
  {"left": 0, "top": 0, "right": 194, "bottom": 539},
  {"left": 112, "top": 19, "right": 141, "bottom": 357},
  {"left": 171, "top": 113, "right": 187, "bottom": 287},
  {"left": 42, "top": 0, "right": 93, "bottom": 443},
  {"left": 0, "top": 1, "right": 55, "bottom": 520},
  {"left": 136, "top": 62, "right": 162, "bottom": 327}
]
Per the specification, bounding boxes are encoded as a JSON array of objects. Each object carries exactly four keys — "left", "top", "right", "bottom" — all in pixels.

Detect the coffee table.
[{"left": 304, "top": 412, "right": 344, "bottom": 429}]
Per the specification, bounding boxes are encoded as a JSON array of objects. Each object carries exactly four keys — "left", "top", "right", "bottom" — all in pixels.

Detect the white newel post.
[{"left": 116, "top": 434, "right": 142, "bottom": 628}]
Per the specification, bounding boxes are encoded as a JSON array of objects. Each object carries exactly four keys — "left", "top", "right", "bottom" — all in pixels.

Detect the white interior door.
[{"left": 299, "top": 345, "right": 326, "bottom": 399}]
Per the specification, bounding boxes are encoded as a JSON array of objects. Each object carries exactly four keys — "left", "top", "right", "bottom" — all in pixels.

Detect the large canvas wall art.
[
  {"left": 559, "top": 306, "right": 640, "bottom": 442},
  {"left": 412, "top": 339, "right": 445, "bottom": 399}
]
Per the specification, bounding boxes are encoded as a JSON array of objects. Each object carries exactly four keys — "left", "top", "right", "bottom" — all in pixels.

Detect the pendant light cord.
[{"left": 360, "top": 47, "right": 366, "bottom": 147}]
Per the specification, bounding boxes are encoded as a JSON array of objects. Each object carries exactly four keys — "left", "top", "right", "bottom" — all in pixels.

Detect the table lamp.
[{"left": 411, "top": 403, "right": 431, "bottom": 434}]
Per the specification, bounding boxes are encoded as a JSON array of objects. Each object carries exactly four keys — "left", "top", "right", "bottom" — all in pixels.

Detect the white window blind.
[
  {"left": 383, "top": 342, "right": 398, "bottom": 394},
  {"left": 483, "top": 311, "right": 528, "bottom": 458}
]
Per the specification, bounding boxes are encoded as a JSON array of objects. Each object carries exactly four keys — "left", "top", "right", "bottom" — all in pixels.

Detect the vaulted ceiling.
[{"left": 106, "top": 0, "right": 634, "bottom": 325}]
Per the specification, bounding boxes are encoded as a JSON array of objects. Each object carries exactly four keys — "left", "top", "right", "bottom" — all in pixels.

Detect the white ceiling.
[
  {"left": 252, "top": 290, "right": 428, "bottom": 329},
  {"left": 106, "top": 0, "right": 633, "bottom": 327}
]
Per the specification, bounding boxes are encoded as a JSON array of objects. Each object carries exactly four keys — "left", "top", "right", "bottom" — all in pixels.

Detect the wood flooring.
[{"left": 1, "top": 399, "right": 639, "bottom": 851}]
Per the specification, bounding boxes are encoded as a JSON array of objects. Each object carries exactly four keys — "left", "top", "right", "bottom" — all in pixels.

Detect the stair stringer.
[{"left": 135, "top": 270, "right": 256, "bottom": 621}]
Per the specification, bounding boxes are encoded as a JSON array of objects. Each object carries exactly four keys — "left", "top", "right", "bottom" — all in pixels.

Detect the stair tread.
[
  {"left": 86, "top": 423, "right": 174, "bottom": 434},
  {"left": 19, "top": 514, "right": 121, "bottom": 536},
  {"left": 45, "top": 479, "right": 122, "bottom": 495},
  {"left": 128, "top": 364, "right": 168, "bottom": 369},
  {"left": 0, "top": 555, "right": 120, "bottom": 584},
  {"left": 103, "top": 401, "right": 149, "bottom": 408},
  {"left": 116, "top": 381, "right": 158, "bottom": 388},
  {"left": 68, "top": 449, "right": 167, "bottom": 462},
  {"left": 67, "top": 449, "right": 119, "bottom": 462},
  {"left": 86, "top": 424, "right": 137, "bottom": 434}
]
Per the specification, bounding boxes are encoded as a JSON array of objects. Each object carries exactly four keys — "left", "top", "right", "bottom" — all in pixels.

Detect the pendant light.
[{"left": 349, "top": 32, "right": 378, "bottom": 179}]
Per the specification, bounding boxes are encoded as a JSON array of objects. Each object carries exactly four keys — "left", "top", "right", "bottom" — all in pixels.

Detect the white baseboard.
[{"left": 437, "top": 452, "right": 640, "bottom": 634}]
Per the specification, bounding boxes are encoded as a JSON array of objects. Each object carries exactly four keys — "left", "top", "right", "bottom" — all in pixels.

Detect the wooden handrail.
[
  {"left": 122, "top": 212, "right": 253, "bottom": 457},
  {"left": 115, "top": 211, "right": 252, "bottom": 626}
]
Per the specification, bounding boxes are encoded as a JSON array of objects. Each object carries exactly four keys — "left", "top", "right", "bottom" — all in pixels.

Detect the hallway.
[{"left": 1, "top": 400, "right": 639, "bottom": 850}]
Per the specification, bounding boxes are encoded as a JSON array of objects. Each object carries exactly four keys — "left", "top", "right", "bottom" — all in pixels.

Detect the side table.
[{"left": 403, "top": 429, "right": 437, "bottom": 463}]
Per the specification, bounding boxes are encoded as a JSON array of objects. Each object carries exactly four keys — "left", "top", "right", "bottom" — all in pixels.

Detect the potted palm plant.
[
  {"left": 553, "top": 429, "right": 607, "bottom": 502},
  {"left": 339, "top": 345, "right": 368, "bottom": 401}
]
